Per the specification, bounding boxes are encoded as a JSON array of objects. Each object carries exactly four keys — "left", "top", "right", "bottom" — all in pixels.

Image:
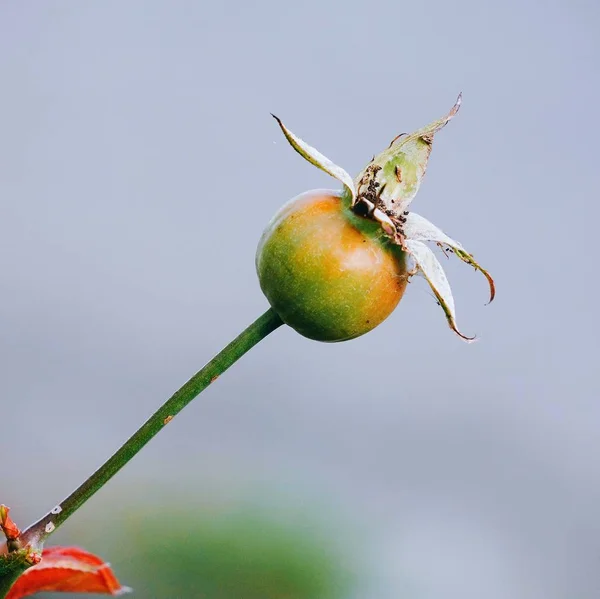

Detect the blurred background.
[{"left": 0, "top": 1, "right": 598, "bottom": 597}]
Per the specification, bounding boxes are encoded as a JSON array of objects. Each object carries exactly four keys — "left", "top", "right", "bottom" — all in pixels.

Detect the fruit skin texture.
[{"left": 256, "top": 190, "right": 408, "bottom": 342}]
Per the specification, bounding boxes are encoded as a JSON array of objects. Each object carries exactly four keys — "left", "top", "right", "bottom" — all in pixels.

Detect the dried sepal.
[
  {"left": 354, "top": 95, "right": 462, "bottom": 216},
  {"left": 404, "top": 93, "right": 462, "bottom": 144},
  {"left": 404, "top": 239, "right": 476, "bottom": 342},
  {"left": 272, "top": 115, "right": 356, "bottom": 202},
  {"left": 404, "top": 212, "right": 495, "bottom": 303}
]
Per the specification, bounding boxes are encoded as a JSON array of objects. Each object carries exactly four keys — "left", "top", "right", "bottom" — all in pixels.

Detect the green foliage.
[{"left": 111, "top": 508, "right": 352, "bottom": 599}]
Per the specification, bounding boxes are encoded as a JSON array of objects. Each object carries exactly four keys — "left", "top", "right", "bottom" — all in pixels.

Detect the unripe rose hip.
[{"left": 256, "top": 190, "right": 408, "bottom": 341}]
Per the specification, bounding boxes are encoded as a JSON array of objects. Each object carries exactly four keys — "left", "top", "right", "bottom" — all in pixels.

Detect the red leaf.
[{"left": 5, "top": 546, "right": 130, "bottom": 599}]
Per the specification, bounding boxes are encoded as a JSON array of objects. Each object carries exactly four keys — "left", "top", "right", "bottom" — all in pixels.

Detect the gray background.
[{"left": 1, "top": 1, "right": 598, "bottom": 597}]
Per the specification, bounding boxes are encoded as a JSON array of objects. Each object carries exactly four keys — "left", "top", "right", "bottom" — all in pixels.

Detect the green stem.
[
  {"left": 0, "top": 564, "right": 28, "bottom": 598},
  {"left": 19, "top": 308, "right": 283, "bottom": 548}
]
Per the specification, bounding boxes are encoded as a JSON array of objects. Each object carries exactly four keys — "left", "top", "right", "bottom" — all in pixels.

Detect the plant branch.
[{"left": 19, "top": 308, "right": 283, "bottom": 548}]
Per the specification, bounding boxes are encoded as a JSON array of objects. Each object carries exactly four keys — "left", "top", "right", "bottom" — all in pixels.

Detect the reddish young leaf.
[
  {"left": 5, "top": 546, "right": 130, "bottom": 598},
  {"left": 0, "top": 506, "right": 21, "bottom": 541}
]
